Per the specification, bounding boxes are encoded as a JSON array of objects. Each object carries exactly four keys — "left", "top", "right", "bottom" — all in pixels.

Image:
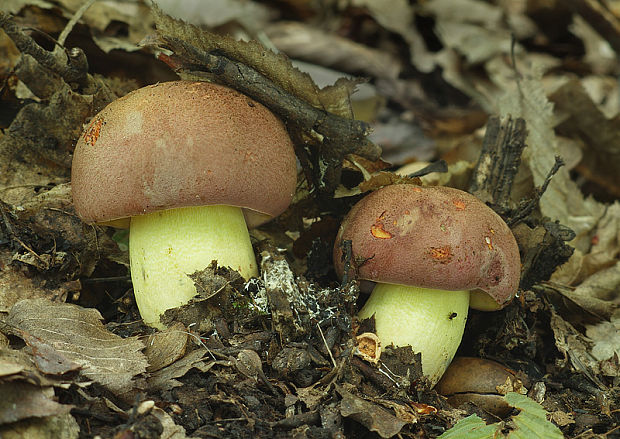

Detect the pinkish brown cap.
[
  {"left": 71, "top": 81, "right": 297, "bottom": 228},
  {"left": 333, "top": 184, "right": 521, "bottom": 308}
]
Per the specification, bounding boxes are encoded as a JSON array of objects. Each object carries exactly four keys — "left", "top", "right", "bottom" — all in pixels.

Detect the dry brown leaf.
[
  {"left": 265, "top": 21, "right": 401, "bottom": 80},
  {"left": 0, "top": 413, "right": 79, "bottom": 439},
  {"left": 338, "top": 386, "right": 406, "bottom": 438},
  {"left": 6, "top": 299, "right": 147, "bottom": 395},
  {"left": 53, "top": 0, "right": 153, "bottom": 53},
  {"left": 586, "top": 318, "right": 620, "bottom": 367},
  {"left": 0, "top": 249, "right": 70, "bottom": 313},
  {"left": 158, "top": 0, "right": 271, "bottom": 31},
  {"left": 21, "top": 331, "right": 81, "bottom": 375},
  {"left": 352, "top": 0, "right": 435, "bottom": 73},
  {"left": 147, "top": 348, "right": 212, "bottom": 391},
  {"left": 550, "top": 310, "right": 606, "bottom": 387},
  {"left": 144, "top": 322, "right": 189, "bottom": 373},
  {"left": 0, "top": 381, "right": 72, "bottom": 424},
  {"left": 550, "top": 79, "right": 620, "bottom": 198},
  {"left": 494, "top": 63, "right": 605, "bottom": 252},
  {"left": 573, "top": 261, "right": 620, "bottom": 303}
]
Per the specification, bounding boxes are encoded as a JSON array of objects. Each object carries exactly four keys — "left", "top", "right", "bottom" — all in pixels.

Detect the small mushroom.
[
  {"left": 435, "top": 357, "right": 526, "bottom": 417},
  {"left": 72, "top": 81, "right": 297, "bottom": 327},
  {"left": 333, "top": 184, "right": 520, "bottom": 385}
]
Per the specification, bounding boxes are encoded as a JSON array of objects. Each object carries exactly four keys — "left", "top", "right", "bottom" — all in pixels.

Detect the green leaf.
[
  {"left": 505, "top": 393, "right": 564, "bottom": 439},
  {"left": 437, "top": 414, "right": 499, "bottom": 439},
  {"left": 438, "top": 393, "right": 565, "bottom": 439}
]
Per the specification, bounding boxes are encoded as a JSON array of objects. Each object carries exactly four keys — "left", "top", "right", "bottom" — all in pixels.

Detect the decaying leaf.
[
  {"left": 551, "top": 79, "right": 620, "bottom": 198},
  {"left": 0, "top": 381, "right": 71, "bottom": 424},
  {"left": 337, "top": 386, "right": 407, "bottom": 438},
  {"left": 6, "top": 298, "right": 147, "bottom": 395},
  {"left": 0, "top": 413, "right": 79, "bottom": 439},
  {"left": 144, "top": 322, "right": 189, "bottom": 373},
  {"left": 147, "top": 348, "right": 220, "bottom": 391},
  {"left": 496, "top": 65, "right": 605, "bottom": 251}
]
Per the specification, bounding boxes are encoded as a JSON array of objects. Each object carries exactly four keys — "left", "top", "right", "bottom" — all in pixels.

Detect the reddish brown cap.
[
  {"left": 71, "top": 81, "right": 297, "bottom": 228},
  {"left": 333, "top": 184, "right": 521, "bottom": 307}
]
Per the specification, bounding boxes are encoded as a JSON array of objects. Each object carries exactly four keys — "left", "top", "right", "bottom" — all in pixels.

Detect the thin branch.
[{"left": 0, "top": 11, "right": 90, "bottom": 87}]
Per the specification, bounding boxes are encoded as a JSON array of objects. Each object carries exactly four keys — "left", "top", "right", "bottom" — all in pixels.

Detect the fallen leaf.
[
  {"left": 144, "top": 322, "right": 189, "bottom": 373},
  {"left": 7, "top": 298, "right": 147, "bottom": 395},
  {"left": 0, "top": 413, "right": 79, "bottom": 439},
  {"left": 495, "top": 63, "right": 605, "bottom": 252},
  {"left": 0, "top": 381, "right": 71, "bottom": 424},
  {"left": 338, "top": 387, "right": 406, "bottom": 438}
]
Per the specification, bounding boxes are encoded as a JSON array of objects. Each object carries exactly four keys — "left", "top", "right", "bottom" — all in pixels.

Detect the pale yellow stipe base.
[
  {"left": 358, "top": 283, "right": 470, "bottom": 386},
  {"left": 129, "top": 205, "right": 258, "bottom": 327},
  {"left": 469, "top": 288, "right": 503, "bottom": 311}
]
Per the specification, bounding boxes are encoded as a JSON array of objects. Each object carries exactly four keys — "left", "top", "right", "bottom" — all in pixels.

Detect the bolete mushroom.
[
  {"left": 333, "top": 184, "right": 520, "bottom": 384},
  {"left": 435, "top": 356, "right": 526, "bottom": 417},
  {"left": 72, "top": 81, "right": 297, "bottom": 327}
]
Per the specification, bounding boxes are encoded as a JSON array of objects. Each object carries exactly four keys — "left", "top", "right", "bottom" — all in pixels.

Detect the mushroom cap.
[
  {"left": 71, "top": 81, "right": 297, "bottom": 228},
  {"left": 333, "top": 184, "right": 521, "bottom": 307}
]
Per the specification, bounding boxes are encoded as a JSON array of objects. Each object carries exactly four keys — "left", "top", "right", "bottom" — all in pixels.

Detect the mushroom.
[
  {"left": 333, "top": 184, "right": 520, "bottom": 384},
  {"left": 72, "top": 81, "right": 297, "bottom": 327},
  {"left": 435, "top": 357, "right": 527, "bottom": 417}
]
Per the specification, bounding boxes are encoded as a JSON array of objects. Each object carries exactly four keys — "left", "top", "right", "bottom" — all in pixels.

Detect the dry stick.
[
  {"left": 155, "top": 36, "right": 381, "bottom": 195},
  {"left": 0, "top": 11, "right": 89, "bottom": 88},
  {"left": 56, "top": 0, "right": 97, "bottom": 48},
  {"left": 469, "top": 115, "right": 527, "bottom": 213}
]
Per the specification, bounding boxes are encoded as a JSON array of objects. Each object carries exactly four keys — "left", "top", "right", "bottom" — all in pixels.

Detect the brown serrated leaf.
[
  {"left": 6, "top": 299, "right": 147, "bottom": 395},
  {"left": 0, "top": 381, "right": 71, "bottom": 424},
  {"left": 337, "top": 386, "right": 406, "bottom": 438}
]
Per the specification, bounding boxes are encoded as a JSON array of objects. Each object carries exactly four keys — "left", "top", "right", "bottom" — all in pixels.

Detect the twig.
[
  {"left": 508, "top": 156, "right": 564, "bottom": 226},
  {"left": 317, "top": 323, "right": 337, "bottom": 368},
  {"left": 0, "top": 11, "right": 90, "bottom": 87},
  {"left": 56, "top": 0, "right": 97, "bottom": 48}
]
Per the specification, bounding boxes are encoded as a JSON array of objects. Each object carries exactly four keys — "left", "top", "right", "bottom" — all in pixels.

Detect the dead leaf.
[
  {"left": 549, "top": 309, "right": 606, "bottom": 388},
  {"left": 144, "top": 322, "right": 189, "bottom": 373},
  {"left": 21, "top": 332, "right": 81, "bottom": 375},
  {"left": 0, "top": 413, "right": 79, "bottom": 439},
  {"left": 0, "top": 381, "right": 71, "bottom": 424},
  {"left": 495, "top": 62, "right": 605, "bottom": 252},
  {"left": 147, "top": 348, "right": 215, "bottom": 391},
  {"left": 6, "top": 298, "right": 147, "bottom": 395},
  {"left": 265, "top": 21, "right": 401, "bottom": 80},
  {"left": 586, "top": 315, "right": 620, "bottom": 368},
  {"left": 338, "top": 386, "right": 406, "bottom": 438}
]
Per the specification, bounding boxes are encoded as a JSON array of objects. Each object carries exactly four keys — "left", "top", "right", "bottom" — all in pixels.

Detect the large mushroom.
[
  {"left": 333, "top": 184, "right": 520, "bottom": 385},
  {"left": 72, "top": 81, "right": 297, "bottom": 327}
]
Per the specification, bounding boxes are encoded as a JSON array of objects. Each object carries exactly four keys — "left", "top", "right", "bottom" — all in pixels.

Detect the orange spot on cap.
[
  {"left": 413, "top": 187, "right": 422, "bottom": 192},
  {"left": 453, "top": 199, "right": 466, "bottom": 210},
  {"left": 83, "top": 117, "right": 104, "bottom": 147},
  {"left": 371, "top": 223, "right": 393, "bottom": 239},
  {"left": 429, "top": 246, "right": 452, "bottom": 263},
  {"left": 485, "top": 236, "right": 494, "bottom": 250}
]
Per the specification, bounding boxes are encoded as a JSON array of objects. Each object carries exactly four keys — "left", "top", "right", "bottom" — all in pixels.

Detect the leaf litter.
[{"left": 0, "top": 0, "right": 619, "bottom": 438}]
